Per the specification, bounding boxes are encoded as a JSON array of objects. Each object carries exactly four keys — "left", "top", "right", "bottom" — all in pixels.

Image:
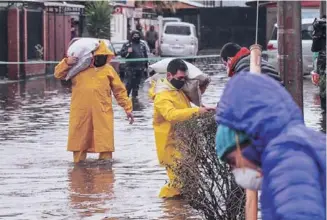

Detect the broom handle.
[{"left": 246, "top": 44, "right": 262, "bottom": 220}]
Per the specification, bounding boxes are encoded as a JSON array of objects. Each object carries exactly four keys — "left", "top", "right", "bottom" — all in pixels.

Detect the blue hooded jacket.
[{"left": 216, "top": 72, "right": 326, "bottom": 220}]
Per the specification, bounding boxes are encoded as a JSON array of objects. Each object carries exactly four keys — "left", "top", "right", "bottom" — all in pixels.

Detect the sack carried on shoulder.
[
  {"left": 147, "top": 58, "right": 211, "bottom": 106},
  {"left": 64, "top": 38, "right": 100, "bottom": 81}
]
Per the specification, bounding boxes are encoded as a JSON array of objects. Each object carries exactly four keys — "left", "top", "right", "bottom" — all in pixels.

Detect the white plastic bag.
[
  {"left": 65, "top": 38, "right": 100, "bottom": 80},
  {"left": 149, "top": 58, "right": 204, "bottom": 79},
  {"left": 146, "top": 58, "right": 210, "bottom": 106}
]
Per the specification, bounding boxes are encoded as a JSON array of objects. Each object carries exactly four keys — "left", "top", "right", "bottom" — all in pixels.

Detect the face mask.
[
  {"left": 232, "top": 168, "right": 262, "bottom": 190},
  {"left": 170, "top": 78, "right": 185, "bottom": 90},
  {"left": 93, "top": 55, "right": 108, "bottom": 67},
  {"left": 132, "top": 36, "right": 140, "bottom": 43}
]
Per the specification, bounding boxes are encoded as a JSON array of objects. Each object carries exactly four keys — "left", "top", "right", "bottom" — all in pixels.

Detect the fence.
[{"left": 162, "top": 7, "right": 267, "bottom": 50}]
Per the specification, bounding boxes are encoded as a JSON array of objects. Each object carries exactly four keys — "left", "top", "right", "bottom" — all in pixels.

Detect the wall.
[
  {"left": 46, "top": 13, "right": 71, "bottom": 61},
  {"left": 111, "top": 13, "right": 126, "bottom": 41},
  {"left": 7, "top": 6, "right": 20, "bottom": 80}
]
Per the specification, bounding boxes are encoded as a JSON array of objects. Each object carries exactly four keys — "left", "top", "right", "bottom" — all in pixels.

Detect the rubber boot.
[
  {"left": 73, "top": 151, "right": 87, "bottom": 163},
  {"left": 159, "top": 168, "right": 181, "bottom": 198}
]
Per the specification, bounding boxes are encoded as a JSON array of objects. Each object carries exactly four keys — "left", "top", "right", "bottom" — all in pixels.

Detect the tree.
[{"left": 85, "top": 1, "right": 113, "bottom": 39}]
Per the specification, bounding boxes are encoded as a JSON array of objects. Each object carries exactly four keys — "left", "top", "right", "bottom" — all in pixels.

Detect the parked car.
[
  {"left": 162, "top": 17, "right": 182, "bottom": 28},
  {"left": 265, "top": 18, "right": 315, "bottom": 75},
  {"left": 159, "top": 22, "right": 198, "bottom": 59},
  {"left": 68, "top": 37, "right": 120, "bottom": 73},
  {"left": 112, "top": 40, "right": 156, "bottom": 80}
]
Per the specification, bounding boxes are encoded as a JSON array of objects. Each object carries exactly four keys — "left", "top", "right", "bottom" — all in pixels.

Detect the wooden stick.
[{"left": 245, "top": 44, "right": 262, "bottom": 220}]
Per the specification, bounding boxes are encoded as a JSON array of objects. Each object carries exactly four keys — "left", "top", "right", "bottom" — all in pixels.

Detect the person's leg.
[
  {"left": 125, "top": 68, "right": 133, "bottom": 97},
  {"left": 159, "top": 167, "right": 181, "bottom": 198},
  {"left": 132, "top": 69, "right": 142, "bottom": 97},
  {"left": 73, "top": 151, "right": 87, "bottom": 163},
  {"left": 99, "top": 152, "right": 113, "bottom": 160}
]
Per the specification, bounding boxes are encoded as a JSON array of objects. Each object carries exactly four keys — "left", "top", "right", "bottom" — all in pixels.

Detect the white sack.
[
  {"left": 146, "top": 58, "right": 211, "bottom": 106},
  {"left": 65, "top": 38, "right": 100, "bottom": 80},
  {"left": 149, "top": 58, "right": 203, "bottom": 79}
]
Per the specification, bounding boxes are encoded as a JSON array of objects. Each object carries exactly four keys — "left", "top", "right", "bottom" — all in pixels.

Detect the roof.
[
  {"left": 177, "top": 0, "right": 204, "bottom": 7},
  {"left": 44, "top": 1, "right": 84, "bottom": 8}
]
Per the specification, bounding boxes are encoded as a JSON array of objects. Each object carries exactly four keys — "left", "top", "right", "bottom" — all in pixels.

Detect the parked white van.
[{"left": 160, "top": 22, "right": 198, "bottom": 57}]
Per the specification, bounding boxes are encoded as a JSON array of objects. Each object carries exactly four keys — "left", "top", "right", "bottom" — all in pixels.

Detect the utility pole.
[
  {"left": 277, "top": 1, "right": 303, "bottom": 112},
  {"left": 320, "top": 0, "right": 326, "bottom": 17}
]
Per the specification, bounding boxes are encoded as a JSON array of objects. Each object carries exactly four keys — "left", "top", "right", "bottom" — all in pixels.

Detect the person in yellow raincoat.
[
  {"left": 54, "top": 40, "right": 134, "bottom": 163},
  {"left": 150, "top": 59, "right": 213, "bottom": 198}
]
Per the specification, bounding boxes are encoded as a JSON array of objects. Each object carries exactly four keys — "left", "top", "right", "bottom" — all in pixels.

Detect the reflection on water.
[
  {"left": 69, "top": 163, "right": 115, "bottom": 219},
  {"left": 0, "top": 62, "right": 325, "bottom": 219}
]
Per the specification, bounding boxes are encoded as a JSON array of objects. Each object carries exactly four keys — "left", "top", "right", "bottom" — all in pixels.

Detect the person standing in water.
[
  {"left": 54, "top": 40, "right": 134, "bottom": 163},
  {"left": 151, "top": 59, "right": 214, "bottom": 198},
  {"left": 146, "top": 25, "right": 158, "bottom": 52},
  {"left": 120, "top": 30, "right": 148, "bottom": 98}
]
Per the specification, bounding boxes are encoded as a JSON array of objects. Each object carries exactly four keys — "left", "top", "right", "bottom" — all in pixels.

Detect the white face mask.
[{"left": 232, "top": 168, "right": 262, "bottom": 190}]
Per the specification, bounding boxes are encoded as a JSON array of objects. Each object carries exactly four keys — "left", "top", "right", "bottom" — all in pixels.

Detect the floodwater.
[{"left": 0, "top": 58, "right": 325, "bottom": 220}]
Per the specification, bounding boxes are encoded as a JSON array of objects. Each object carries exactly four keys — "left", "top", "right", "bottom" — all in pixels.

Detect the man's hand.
[
  {"left": 66, "top": 56, "right": 78, "bottom": 66},
  {"left": 126, "top": 111, "right": 134, "bottom": 124},
  {"left": 199, "top": 106, "right": 215, "bottom": 114},
  {"left": 128, "top": 47, "right": 133, "bottom": 53}
]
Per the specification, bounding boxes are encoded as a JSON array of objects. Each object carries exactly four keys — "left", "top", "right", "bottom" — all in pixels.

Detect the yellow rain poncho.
[
  {"left": 54, "top": 40, "right": 132, "bottom": 162},
  {"left": 151, "top": 78, "right": 199, "bottom": 198}
]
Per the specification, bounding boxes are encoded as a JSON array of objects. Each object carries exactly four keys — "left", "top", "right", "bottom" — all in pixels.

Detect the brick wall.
[
  {"left": 47, "top": 13, "right": 71, "bottom": 61},
  {"left": 7, "top": 6, "right": 20, "bottom": 80}
]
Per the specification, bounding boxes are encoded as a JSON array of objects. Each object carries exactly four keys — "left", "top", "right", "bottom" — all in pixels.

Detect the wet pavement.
[{"left": 0, "top": 58, "right": 325, "bottom": 220}]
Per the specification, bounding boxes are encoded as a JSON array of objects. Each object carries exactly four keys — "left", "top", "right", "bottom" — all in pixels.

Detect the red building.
[{"left": 1, "top": 1, "right": 84, "bottom": 80}]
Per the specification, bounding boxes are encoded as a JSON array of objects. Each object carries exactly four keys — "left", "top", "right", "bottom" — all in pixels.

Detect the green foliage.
[
  {"left": 85, "top": 1, "right": 113, "bottom": 39},
  {"left": 173, "top": 112, "right": 245, "bottom": 220}
]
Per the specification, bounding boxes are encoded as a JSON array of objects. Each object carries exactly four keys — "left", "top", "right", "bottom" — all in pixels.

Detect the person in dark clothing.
[
  {"left": 220, "top": 42, "right": 282, "bottom": 83},
  {"left": 136, "top": 24, "right": 145, "bottom": 40},
  {"left": 146, "top": 25, "right": 158, "bottom": 52},
  {"left": 120, "top": 30, "right": 148, "bottom": 97},
  {"left": 311, "top": 16, "right": 326, "bottom": 111}
]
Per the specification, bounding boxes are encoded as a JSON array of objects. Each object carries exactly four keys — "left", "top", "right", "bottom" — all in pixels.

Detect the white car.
[
  {"left": 265, "top": 18, "right": 315, "bottom": 75},
  {"left": 160, "top": 22, "right": 198, "bottom": 58}
]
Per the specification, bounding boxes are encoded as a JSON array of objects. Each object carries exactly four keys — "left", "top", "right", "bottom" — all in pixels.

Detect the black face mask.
[
  {"left": 132, "top": 37, "right": 140, "bottom": 43},
  {"left": 93, "top": 55, "right": 108, "bottom": 67},
  {"left": 170, "top": 78, "right": 185, "bottom": 90}
]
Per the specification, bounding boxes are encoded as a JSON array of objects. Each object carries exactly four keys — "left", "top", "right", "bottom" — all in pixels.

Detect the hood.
[
  {"left": 216, "top": 72, "right": 304, "bottom": 152},
  {"left": 154, "top": 78, "right": 176, "bottom": 95},
  {"left": 94, "top": 40, "right": 115, "bottom": 62},
  {"left": 148, "top": 74, "right": 177, "bottom": 100},
  {"left": 227, "top": 47, "right": 250, "bottom": 77}
]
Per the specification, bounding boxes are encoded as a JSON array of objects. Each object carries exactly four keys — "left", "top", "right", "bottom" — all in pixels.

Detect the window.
[
  {"left": 164, "top": 25, "right": 191, "bottom": 36},
  {"left": 301, "top": 24, "right": 313, "bottom": 40}
]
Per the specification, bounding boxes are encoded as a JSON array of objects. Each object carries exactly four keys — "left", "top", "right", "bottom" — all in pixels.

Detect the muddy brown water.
[{"left": 0, "top": 59, "right": 325, "bottom": 219}]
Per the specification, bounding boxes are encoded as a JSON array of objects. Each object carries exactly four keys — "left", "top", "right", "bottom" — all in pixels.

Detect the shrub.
[{"left": 173, "top": 112, "right": 245, "bottom": 220}]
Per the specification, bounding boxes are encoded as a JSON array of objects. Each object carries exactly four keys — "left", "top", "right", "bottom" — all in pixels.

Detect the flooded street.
[{"left": 0, "top": 58, "right": 325, "bottom": 220}]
